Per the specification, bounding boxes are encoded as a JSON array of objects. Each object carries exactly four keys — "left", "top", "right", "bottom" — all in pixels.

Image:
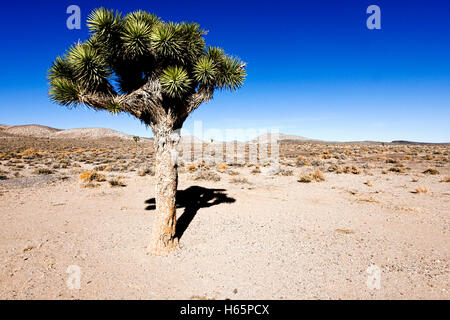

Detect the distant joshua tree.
[
  {"left": 48, "top": 8, "right": 246, "bottom": 254},
  {"left": 133, "top": 135, "right": 141, "bottom": 145}
]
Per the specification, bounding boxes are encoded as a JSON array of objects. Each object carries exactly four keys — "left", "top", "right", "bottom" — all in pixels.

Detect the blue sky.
[{"left": 0, "top": 0, "right": 449, "bottom": 142}]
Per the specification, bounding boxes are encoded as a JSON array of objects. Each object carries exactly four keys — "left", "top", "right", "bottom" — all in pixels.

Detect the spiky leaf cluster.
[{"left": 49, "top": 7, "right": 246, "bottom": 114}]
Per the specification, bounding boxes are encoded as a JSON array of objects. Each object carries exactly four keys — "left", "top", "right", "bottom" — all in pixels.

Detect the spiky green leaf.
[
  {"left": 121, "top": 19, "right": 152, "bottom": 58},
  {"left": 48, "top": 56, "right": 75, "bottom": 81},
  {"left": 125, "top": 10, "right": 160, "bottom": 26},
  {"left": 205, "top": 46, "right": 225, "bottom": 63},
  {"left": 87, "top": 8, "right": 123, "bottom": 36},
  {"left": 106, "top": 102, "right": 122, "bottom": 114},
  {"left": 179, "top": 22, "right": 206, "bottom": 61},
  {"left": 67, "top": 43, "right": 111, "bottom": 90},
  {"left": 49, "top": 78, "right": 81, "bottom": 107},
  {"left": 160, "top": 66, "right": 192, "bottom": 98},
  {"left": 193, "top": 56, "right": 217, "bottom": 85},
  {"left": 150, "top": 23, "right": 183, "bottom": 59},
  {"left": 216, "top": 56, "right": 246, "bottom": 91}
]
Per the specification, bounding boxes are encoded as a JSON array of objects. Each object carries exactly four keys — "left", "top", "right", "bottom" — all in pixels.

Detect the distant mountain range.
[
  {"left": 0, "top": 124, "right": 447, "bottom": 144},
  {"left": 0, "top": 124, "right": 141, "bottom": 141},
  {"left": 252, "top": 133, "right": 320, "bottom": 143},
  {"left": 0, "top": 124, "right": 318, "bottom": 143}
]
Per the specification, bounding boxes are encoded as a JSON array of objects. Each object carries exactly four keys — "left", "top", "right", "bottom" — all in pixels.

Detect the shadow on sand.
[{"left": 145, "top": 186, "right": 236, "bottom": 239}]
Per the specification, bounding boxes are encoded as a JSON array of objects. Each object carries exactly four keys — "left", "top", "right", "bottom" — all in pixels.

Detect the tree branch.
[
  {"left": 80, "top": 92, "right": 141, "bottom": 118},
  {"left": 80, "top": 76, "right": 166, "bottom": 123},
  {"left": 181, "top": 85, "right": 214, "bottom": 119}
]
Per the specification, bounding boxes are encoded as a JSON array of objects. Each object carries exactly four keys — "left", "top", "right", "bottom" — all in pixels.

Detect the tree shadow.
[{"left": 145, "top": 186, "right": 236, "bottom": 240}]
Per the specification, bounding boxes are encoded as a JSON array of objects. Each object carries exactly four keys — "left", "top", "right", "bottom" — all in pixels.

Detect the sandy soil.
[
  {"left": 0, "top": 160, "right": 449, "bottom": 299},
  {"left": 0, "top": 133, "right": 449, "bottom": 299}
]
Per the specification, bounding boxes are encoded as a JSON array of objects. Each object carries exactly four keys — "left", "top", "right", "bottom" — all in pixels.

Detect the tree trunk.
[{"left": 150, "top": 124, "right": 181, "bottom": 255}]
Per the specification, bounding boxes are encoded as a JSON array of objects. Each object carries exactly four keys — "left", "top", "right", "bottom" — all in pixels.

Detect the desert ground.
[{"left": 0, "top": 125, "right": 449, "bottom": 299}]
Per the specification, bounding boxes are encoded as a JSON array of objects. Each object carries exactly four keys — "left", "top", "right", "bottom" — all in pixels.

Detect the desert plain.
[{"left": 0, "top": 124, "right": 448, "bottom": 299}]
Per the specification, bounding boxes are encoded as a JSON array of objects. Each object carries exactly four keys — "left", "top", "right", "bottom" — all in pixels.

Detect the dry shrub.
[
  {"left": 412, "top": 187, "right": 428, "bottom": 194},
  {"left": 34, "top": 168, "right": 54, "bottom": 175},
  {"left": 389, "top": 167, "right": 406, "bottom": 173},
  {"left": 440, "top": 176, "right": 450, "bottom": 183},
  {"left": 357, "top": 197, "right": 379, "bottom": 203},
  {"left": 251, "top": 167, "right": 261, "bottom": 174},
  {"left": 327, "top": 164, "right": 343, "bottom": 174},
  {"left": 364, "top": 180, "right": 373, "bottom": 187},
  {"left": 138, "top": 167, "right": 155, "bottom": 177},
  {"left": 227, "top": 170, "right": 240, "bottom": 176},
  {"left": 425, "top": 155, "right": 433, "bottom": 160},
  {"left": 298, "top": 174, "right": 312, "bottom": 183},
  {"left": 83, "top": 182, "right": 100, "bottom": 188},
  {"left": 335, "top": 229, "right": 355, "bottom": 234},
  {"left": 343, "top": 166, "right": 360, "bottom": 174},
  {"left": 312, "top": 169, "right": 325, "bottom": 182},
  {"left": 298, "top": 169, "right": 324, "bottom": 183},
  {"left": 193, "top": 170, "right": 221, "bottom": 182},
  {"left": 230, "top": 177, "right": 250, "bottom": 184},
  {"left": 79, "top": 171, "right": 106, "bottom": 183},
  {"left": 109, "top": 177, "right": 126, "bottom": 187},
  {"left": 279, "top": 169, "right": 294, "bottom": 176},
  {"left": 217, "top": 163, "right": 229, "bottom": 170},
  {"left": 186, "top": 164, "right": 197, "bottom": 172},
  {"left": 93, "top": 165, "right": 107, "bottom": 171},
  {"left": 423, "top": 167, "right": 439, "bottom": 175},
  {"left": 20, "top": 148, "right": 43, "bottom": 157},
  {"left": 295, "top": 156, "right": 312, "bottom": 167},
  {"left": 411, "top": 177, "right": 419, "bottom": 182}
]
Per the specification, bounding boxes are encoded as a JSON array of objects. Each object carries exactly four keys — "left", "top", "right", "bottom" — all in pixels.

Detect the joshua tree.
[
  {"left": 133, "top": 135, "right": 141, "bottom": 146},
  {"left": 48, "top": 8, "right": 246, "bottom": 254}
]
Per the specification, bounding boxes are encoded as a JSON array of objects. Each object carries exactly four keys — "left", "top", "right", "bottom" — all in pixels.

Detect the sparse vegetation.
[
  {"left": 423, "top": 167, "right": 440, "bottom": 175},
  {"left": 298, "top": 169, "right": 325, "bottom": 183},
  {"left": 298, "top": 174, "right": 313, "bottom": 183},
  {"left": 312, "top": 169, "right": 325, "bottom": 182},
  {"left": 343, "top": 166, "right": 360, "bottom": 175},
  {"left": 217, "top": 163, "right": 229, "bottom": 170},
  {"left": 193, "top": 170, "right": 221, "bottom": 182},
  {"left": 230, "top": 177, "right": 250, "bottom": 184},
  {"left": 389, "top": 167, "right": 406, "bottom": 173},
  {"left": 278, "top": 169, "right": 294, "bottom": 176},
  {"left": 335, "top": 229, "right": 355, "bottom": 235},
  {"left": 34, "top": 168, "right": 53, "bottom": 175},
  {"left": 138, "top": 167, "right": 155, "bottom": 177},
  {"left": 412, "top": 187, "right": 428, "bottom": 194},
  {"left": 79, "top": 171, "right": 106, "bottom": 183},
  {"left": 109, "top": 177, "right": 126, "bottom": 187}
]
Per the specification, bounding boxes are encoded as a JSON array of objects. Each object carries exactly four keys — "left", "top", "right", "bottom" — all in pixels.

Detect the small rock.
[{"left": 23, "top": 245, "right": 34, "bottom": 252}]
